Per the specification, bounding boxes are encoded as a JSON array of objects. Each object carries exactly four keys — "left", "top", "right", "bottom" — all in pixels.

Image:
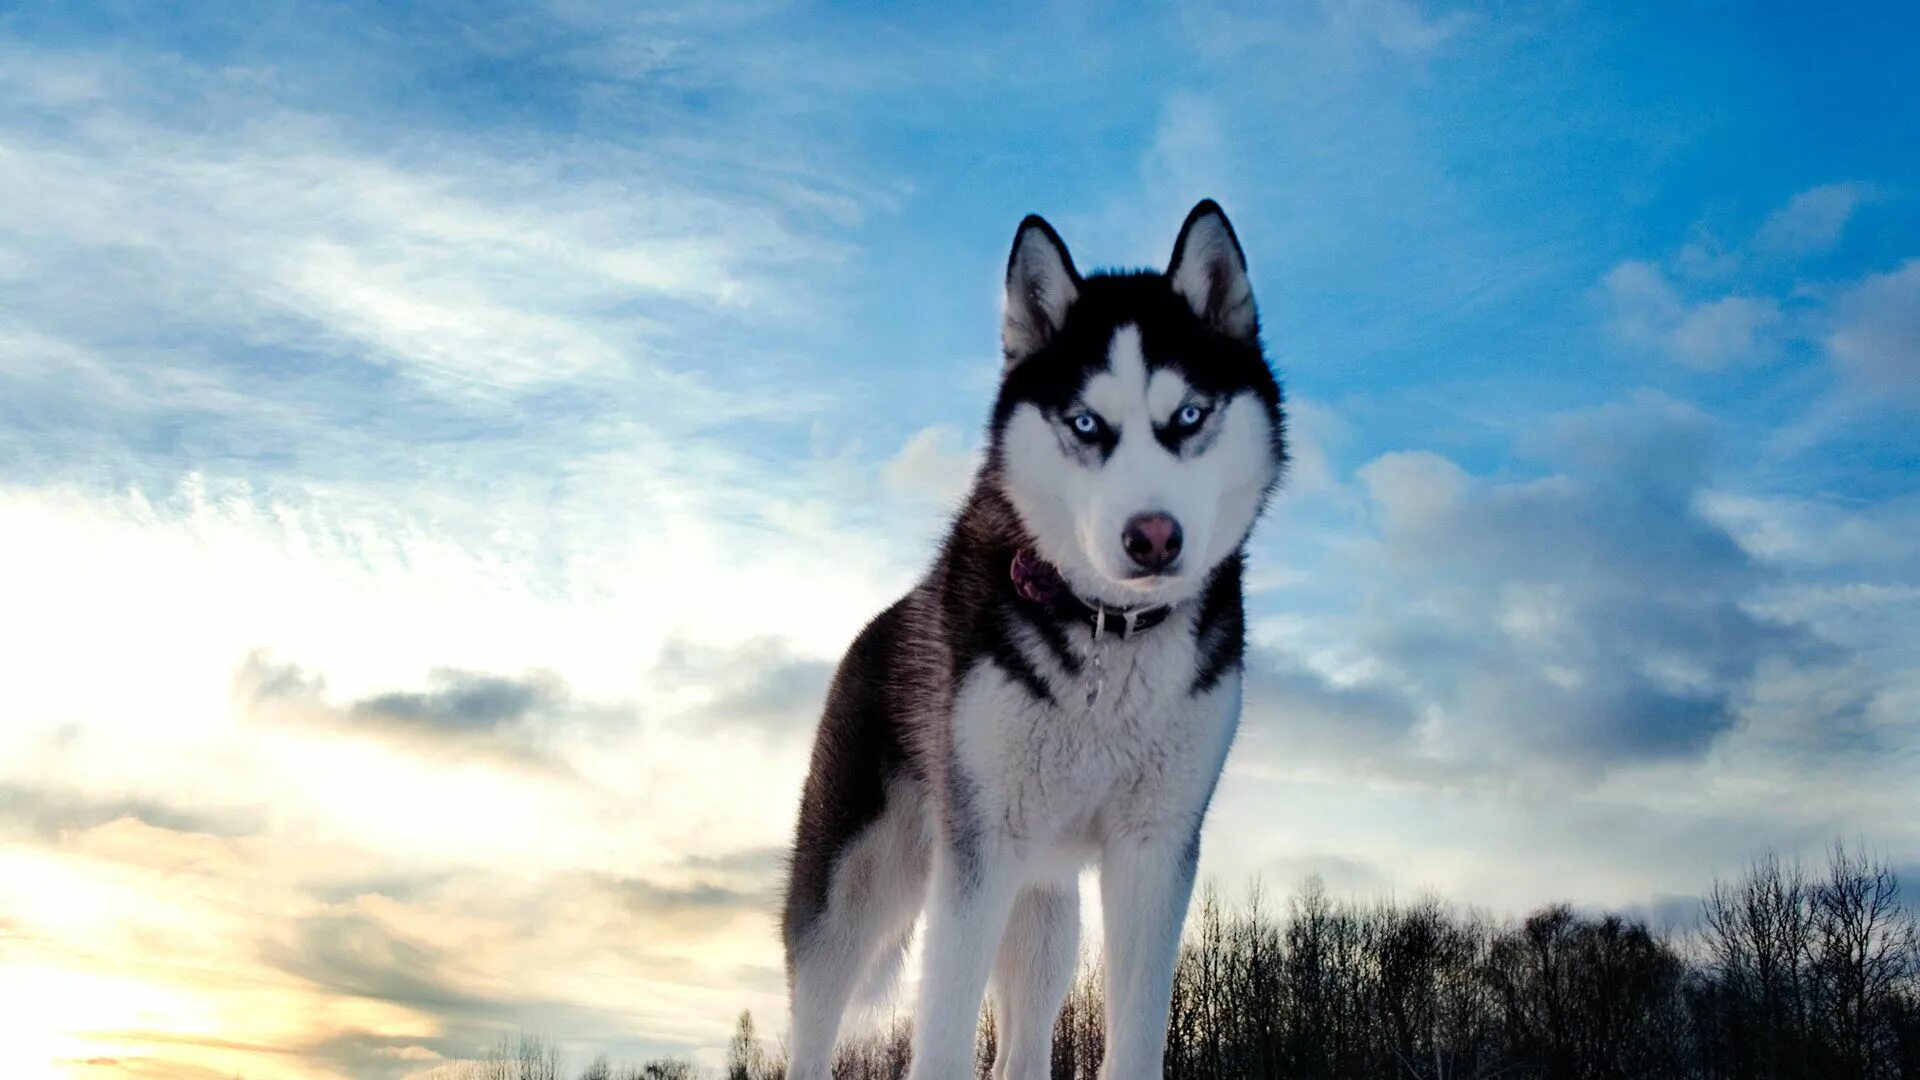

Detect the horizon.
[{"left": 2, "top": 1, "right": 1918, "bottom": 1077}]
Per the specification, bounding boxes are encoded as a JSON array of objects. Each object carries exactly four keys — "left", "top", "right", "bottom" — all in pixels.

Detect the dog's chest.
[{"left": 948, "top": 619, "right": 1226, "bottom": 844}]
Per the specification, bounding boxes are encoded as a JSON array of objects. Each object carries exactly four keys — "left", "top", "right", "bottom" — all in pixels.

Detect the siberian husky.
[{"left": 780, "top": 201, "right": 1287, "bottom": 1080}]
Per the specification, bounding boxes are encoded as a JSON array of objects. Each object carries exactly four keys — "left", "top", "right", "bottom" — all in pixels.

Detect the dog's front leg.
[
  {"left": 907, "top": 836, "right": 1018, "bottom": 1079},
  {"left": 1097, "top": 830, "right": 1199, "bottom": 1080}
]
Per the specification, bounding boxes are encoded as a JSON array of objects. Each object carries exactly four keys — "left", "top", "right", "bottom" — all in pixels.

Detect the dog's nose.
[{"left": 1122, "top": 512, "right": 1183, "bottom": 572}]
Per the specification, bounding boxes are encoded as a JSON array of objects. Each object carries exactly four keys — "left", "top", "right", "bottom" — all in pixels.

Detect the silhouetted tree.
[
  {"left": 633, "top": 1059, "right": 698, "bottom": 1080},
  {"left": 481, "top": 1034, "right": 563, "bottom": 1080},
  {"left": 727, "top": 1010, "right": 772, "bottom": 1080},
  {"left": 1807, "top": 842, "right": 1918, "bottom": 1078}
]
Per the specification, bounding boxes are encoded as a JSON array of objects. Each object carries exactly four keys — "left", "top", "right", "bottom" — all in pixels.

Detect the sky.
[{"left": 1, "top": 0, "right": 1917, "bottom": 1076}]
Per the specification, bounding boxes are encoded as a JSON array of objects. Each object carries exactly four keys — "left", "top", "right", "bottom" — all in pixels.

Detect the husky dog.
[{"left": 780, "top": 201, "right": 1286, "bottom": 1080}]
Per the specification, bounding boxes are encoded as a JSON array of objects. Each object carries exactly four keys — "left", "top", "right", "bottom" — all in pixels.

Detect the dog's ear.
[
  {"left": 1002, "top": 214, "right": 1081, "bottom": 368},
  {"left": 1168, "top": 199, "right": 1257, "bottom": 344}
]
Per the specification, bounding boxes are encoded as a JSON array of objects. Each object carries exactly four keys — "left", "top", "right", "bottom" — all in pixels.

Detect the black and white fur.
[{"left": 780, "top": 201, "right": 1286, "bottom": 1080}]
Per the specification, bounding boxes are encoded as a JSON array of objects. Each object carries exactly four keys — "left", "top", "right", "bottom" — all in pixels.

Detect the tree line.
[{"left": 445, "top": 842, "right": 1920, "bottom": 1080}]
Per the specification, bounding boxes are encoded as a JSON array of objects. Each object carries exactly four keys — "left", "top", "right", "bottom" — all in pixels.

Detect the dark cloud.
[
  {"left": 1239, "top": 648, "right": 1421, "bottom": 769},
  {"left": 653, "top": 636, "right": 834, "bottom": 732},
  {"left": 0, "top": 781, "right": 261, "bottom": 841},
  {"left": 1258, "top": 394, "right": 1852, "bottom": 779},
  {"left": 679, "top": 844, "right": 788, "bottom": 880},
  {"left": 233, "top": 651, "right": 630, "bottom": 771},
  {"left": 352, "top": 670, "right": 563, "bottom": 733},
  {"left": 263, "top": 912, "right": 486, "bottom": 1013},
  {"left": 56, "top": 1036, "right": 284, "bottom": 1080},
  {"left": 255, "top": 904, "right": 702, "bottom": 1079},
  {"left": 303, "top": 869, "right": 459, "bottom": 906},
  {"left": 589, "top": 871, "right": 767, "bottom": 921}
]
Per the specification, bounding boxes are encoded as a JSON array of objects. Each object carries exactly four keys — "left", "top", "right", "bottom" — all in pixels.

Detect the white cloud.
[
  {"left": 0, "top": 43, "right": 857, "bottom": 415},
  {"left": 1826, "top": 258, "right": 1920, "bottom": 400},
  {"left": 1670, "top": 295, "right": 1785, "bottom": 369},
  {"left": 1752, "top": 181, "right": 1874, "bottom": 257},
  {"left": 1356, "top": 450, "right": 1469, "bottom": 532},
  {"left": 1600, "top": 261, "right": 1784, "bottom": 369},
  {"left": 1676, "top": 182, "right": 1874, "bottom": 280},
  {"left": 881, "top": 424, "right": 978, "bottom": 505},
  {"left": 1139, "top": 91, "right": 1233, "bottom": 216}
]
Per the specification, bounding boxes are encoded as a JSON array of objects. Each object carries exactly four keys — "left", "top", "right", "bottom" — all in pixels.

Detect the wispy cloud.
[
  {"left": 1600, "top": 261, "right": 1787, "bottom": 369},
  {"left": 1753, "top": 182, "right": 1876, "bottom": 257}
]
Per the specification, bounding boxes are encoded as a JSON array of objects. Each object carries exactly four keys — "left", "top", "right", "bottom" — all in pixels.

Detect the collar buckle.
[{"left": 1093, "top": 604, "right": 1159, "bottom": 641}]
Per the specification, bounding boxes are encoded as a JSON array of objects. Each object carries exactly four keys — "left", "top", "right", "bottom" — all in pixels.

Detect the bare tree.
[
  {"left": 1808, "top": 841, "right": 1919, "bottom": 1079},
  {"left": 632, "top": 1059, "right": 698, "bottom": 1080},
  {"left": 480, "top": 1034, "right": 564, "bottom": 1080},
  {"left": 727, "top": 1011, "right": 771, "bottom": 1080}
]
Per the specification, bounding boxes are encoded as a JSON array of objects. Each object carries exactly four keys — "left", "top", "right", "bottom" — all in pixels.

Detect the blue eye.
[
  {"left": 1176, "top": 404, "right": 1206, "bottom": 428},
  {"left": 1068, "top": 412, "right": 1101, "bottom": 439}
]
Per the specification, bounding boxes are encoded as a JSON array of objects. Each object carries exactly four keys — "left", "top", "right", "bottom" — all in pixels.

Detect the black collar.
[{"left": 1009, "top": 548, "right": 1176, "bottom": 640}]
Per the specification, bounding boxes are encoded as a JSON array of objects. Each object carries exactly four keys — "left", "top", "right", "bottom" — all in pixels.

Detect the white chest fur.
[{"left": 947, "top": 609, "right": 1241, "bottom": 877}]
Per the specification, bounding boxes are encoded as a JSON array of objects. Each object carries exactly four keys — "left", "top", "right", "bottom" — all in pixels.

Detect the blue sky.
[{"left": 2, "top": 2, "right": 1917, "bottom": 1077}]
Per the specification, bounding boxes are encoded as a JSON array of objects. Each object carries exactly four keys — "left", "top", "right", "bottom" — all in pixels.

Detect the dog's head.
[{"left": 988, "top": 200, "right": 1287, "bottom": 609}]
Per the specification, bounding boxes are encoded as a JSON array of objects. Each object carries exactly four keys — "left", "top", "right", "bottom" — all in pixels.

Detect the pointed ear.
[
  {"left": 1168, "top": 199, "right": 1258, "bottom": 343},
  {"left": 1002, "top": 214, "right": 1081, "bottom": 367}
]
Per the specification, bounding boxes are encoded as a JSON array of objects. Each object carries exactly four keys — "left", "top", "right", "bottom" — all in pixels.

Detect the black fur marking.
[
  {"left": 1003, "top": 216, "right": 1083, "bottom": 364},
  {"left": 1016, "top": 599, "right": 1084, "bottom": 678},
  {"left": 935, "top": 497, "right": 1064, "bottom": 707},
  {"left": 1052, "top": 414, "right": 1117, "bottom": 468},
  {"left": 987, "top": 272, "right": 1284, "bottom": 484},
  {"left": 1190, "top": 554, "right": 1247, "bottom": 696},
  {"left": 780, "top": 601, "right": 912, "bottom": 952},
  {"left": 1153, "top": 401, "right": 1216, "bottom": 454},
  {"left": 1168, "top": 199, "right": 1259, "bottom": 345},
  {"left": 1180, "top": 819, "right": 1205, "bottom": 877},
  {"left": 985, "top": 613, "right": 1056, "bottom": 705},
  {"left": 943, "top": 759, "right": 987, "bottom": 891}
]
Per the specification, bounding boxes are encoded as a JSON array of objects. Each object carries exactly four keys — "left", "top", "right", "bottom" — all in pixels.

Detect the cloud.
[
  {"left": 1605, "top": 183, "right": 1894, "bottom": 383},
  {"left": 353, "top": 672, "right": 567, "bottom": 736},
  {"left": 1698, "top": 489, "right": 1920, "bottom": 572},
  {"left": 651, "top": 637, "right": 835, "bottom": 733},
  {"left": 1600, "top": 261, "right": 1784, "bottom": 369},
  {"left": 882, "top": 424, "right": 978, "bottom": 505},
  {"left": 1254, "top": 853, "right": 1395, "bottom": 897},
  {"left": 0, "top": 25, "right": 874, "bottom": 507},
  {"left": 679, "top": 845, "right": 788, "bottom": 882},
  {"left": 1826, "top": 258, "right": 1920, "bottom": 400},
  {"left": 1139, "top": 90, "right": 1233, "bottom": 212},
  {"left": 587, "top": 871, "right": 768, "bottom": 930},
  {"left": 1, "top": 804, "right": 774, "bottom": 1079},
  {"left": 1678, "top": 182, "right": 1876, "bottom": 279},
  {"left": 1238, "top": 648, "right": 1421, "bottom": 773},
  {"left": 1178, "top": 0, "right": 1475, "bottom": 60},
  {"left": 262, "top": 913, "right": 486, "bottom": 1014},
  {"left": 1752, "top": 182, "right": 1874, "bottom": 257},
  {"left": 1671, "top": 296, "right": 1787, "bottom": 369},
  {"left": 1260, "top": 394, "right": 1843, "bottom": 779},
  {"left": 0, "top": 782, "right": 261, "bottom": 842},
  {"left": 234, "top": 653, "right": 607, "bottom": 771}
]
